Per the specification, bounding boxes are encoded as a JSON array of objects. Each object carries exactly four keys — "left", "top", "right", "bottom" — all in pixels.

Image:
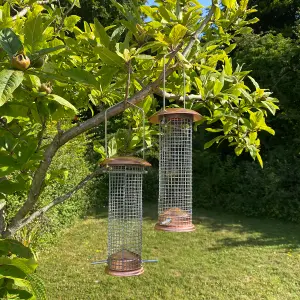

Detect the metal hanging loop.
[
  {"left": 163, "top": 54, "right": 166, "bottom": 111},
  {"left": 105, "top": 61, "right": 146, "bottom": 160},
  {"left": 183, "top": 65, "right": 186, "bottom": 109}
]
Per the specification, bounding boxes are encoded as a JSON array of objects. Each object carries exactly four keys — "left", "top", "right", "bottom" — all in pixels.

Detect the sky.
[{"left": 146, "top": 0, "right": 211, "bottom": 6}]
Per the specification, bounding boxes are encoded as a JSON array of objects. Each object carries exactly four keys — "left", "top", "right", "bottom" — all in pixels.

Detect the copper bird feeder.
[
  {"left": 150, "top": 108, "right": 202, "bottom": 232},
  {"left": 101, "top": 156, "right": 151, "bottom": 276}
]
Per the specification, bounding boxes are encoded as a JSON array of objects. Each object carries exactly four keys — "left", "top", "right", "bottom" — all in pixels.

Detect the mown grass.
[{"left": 38, "top": 205, "right": 300, "bottom": 300}]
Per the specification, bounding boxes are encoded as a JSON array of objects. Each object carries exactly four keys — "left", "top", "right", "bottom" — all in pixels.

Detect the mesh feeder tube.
[
  {"left": 101, "top": 157, "right": 151, "bottom": 276},
  {"left": 149, "top": 108, "right": 202, "bottom": 232}
]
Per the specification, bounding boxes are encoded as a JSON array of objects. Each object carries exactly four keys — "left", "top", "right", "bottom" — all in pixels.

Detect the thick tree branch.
[
  {"left": 182, "top": 2, "right": 215, "bottom": 57},
  {"left": 3, "top": 168, "right": 102, "bottom": 236}
]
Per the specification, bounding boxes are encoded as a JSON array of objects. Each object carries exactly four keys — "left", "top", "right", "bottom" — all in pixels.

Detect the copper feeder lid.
[
  {"left": 101, "top": 156, "right": 151, "bottom": 167},
  {"left": 149, "top": 108, "right": 202, "bottom": 124}
]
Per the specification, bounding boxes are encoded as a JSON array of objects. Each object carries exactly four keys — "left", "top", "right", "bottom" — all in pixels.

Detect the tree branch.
[
  {"left": 182, "top": 2, "right": 215, "bottom": 57},
  {"left": 3, "top": 168, "right": 103, "bottom": 236},
  {"left": 154, "top": 88, "right": 203, "bottom": 102},
  {"left": 12, "top": 1, "right": 55, "bottom": 20}
]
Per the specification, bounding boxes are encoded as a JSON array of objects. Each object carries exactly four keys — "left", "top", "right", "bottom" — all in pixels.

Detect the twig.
[
  {"left": 182, "top": 1, "right": 214, "bottom": 57},
  {"left": 154, "top": 88, "right": 203, "bottom": 102},
  {"left": 3, "top": 168, "right": 103, "bottom": 236},
  {"left": 12, "top": 1, "right": 55, "bottom": 20},
  {"left": 55, "top": 0, "right": 77, "bottom": 33}
]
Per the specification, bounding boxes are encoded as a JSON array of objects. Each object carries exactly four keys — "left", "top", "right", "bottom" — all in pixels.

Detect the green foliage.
[
  {"left": 234, "top": 32, "right": 300, "bottom": 147},
  {"left": 191, "top": 147, "right": 300, "bottom": 223},
  {"left": 0, "top": 239, "right": 46, "bottom": 299},
  {"left": 0, "top": 0, "right": 278, "bottom": 238},
  {"left": 6, "top": 132, "right": 95, "bottom": 247},
  {"left": 248, "top": 0, "right": 300, "bottom": 36}
]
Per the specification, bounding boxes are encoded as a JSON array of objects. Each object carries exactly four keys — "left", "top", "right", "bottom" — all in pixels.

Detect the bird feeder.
[
  {"left": 150, "top": 108, "right": 202, "bottom": 232},
  {"left": 101, "top": 156, "right": 151, "bottom": 276}
]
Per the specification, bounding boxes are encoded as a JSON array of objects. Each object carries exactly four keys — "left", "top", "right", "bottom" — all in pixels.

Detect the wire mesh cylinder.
[
  {"left": 150, "top": 108, "right": 201, "bottom": 232},
  {"left": 103, "top": 157, "right": 150, "bottom": 276}
]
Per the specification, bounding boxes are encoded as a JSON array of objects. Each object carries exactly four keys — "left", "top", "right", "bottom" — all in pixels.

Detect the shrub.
[{"left": 6, "top": 133, "right": 97, "bottom": 247}]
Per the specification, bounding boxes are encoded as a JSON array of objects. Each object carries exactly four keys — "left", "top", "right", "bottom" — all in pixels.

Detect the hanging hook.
[
  {"left": 127, "top": 103, "right": 146, "bottom": 161},
  {"left": 123, "top": 60, "right": 146, "bottom": 160},
  {"left": 163, "top": 54, "right": 167, "bottom": 111}
]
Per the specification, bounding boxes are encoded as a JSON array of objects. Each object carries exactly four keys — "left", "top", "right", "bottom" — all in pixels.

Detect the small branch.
[
  {"left": 182, "top": 2, "right": 215, "bottom": 57},
  {"left": 3, "top": 168, "right": 103, "bottom": 236},
  {"left": 12, "top": 1, "right": 54, "bottom": 20},
  {"left": 154, "top": 88, "right": 203, "bottom": 102},
  {"left": 124, "top": 60, "right": 132, "bottom": 109},
  {"left": 55, "top": 0, "right": 77, "bottom": 33}
]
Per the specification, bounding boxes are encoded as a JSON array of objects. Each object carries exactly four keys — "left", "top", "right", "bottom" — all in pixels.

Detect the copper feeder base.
[
  {"left": 105, "top": 266, "right": 144, "bottom": 277},
  {"left": 156, "top": 207, "right": 196, "bottom": 232},
  {"left": 155, "top": 223, "right": 195, "bottom": 232}
]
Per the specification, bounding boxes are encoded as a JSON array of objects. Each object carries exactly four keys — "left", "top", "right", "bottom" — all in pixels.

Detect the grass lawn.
[{"left": 38, "top": 205, "right": 300, "bottom": 300}]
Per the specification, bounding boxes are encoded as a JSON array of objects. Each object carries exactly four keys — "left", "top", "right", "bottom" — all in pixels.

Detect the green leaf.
[
  {"left": 61, "top": 68, "right": 99, "bottom": 88},
  {"left": 222, "top": 0, "right": 230, "bottom": 7},
  {"left": 5, "top": 258, "right": 37, "bottom": 274},
  {"left": 27, "top": 273, "right": 47, "bottom": 300},
  {"left": 99, "top": 66, "right": 118, "bottom": 91},
  {"left": 256, "top": 152, "right": 263, "bottom": 168},
  {"left": 142, "top": 96, "right": 152, "bottom": 114},
  {"left": 248, "top": 76, "right": 259, "bottom": 90},
  {"left": 205, "top": 128, "right": 223, "bottom": 133},
  {"left": 222, "top": 0, "right": 236, "bottom": 9},
  {"left": 0, "top": 28, "right": 23, "bottom": 57},
  {"left": 0, "top": 179, "right": 28, "bottom": 195},
  {"left": 32, "top": 45, "right": 65, "bottom": 57},
  {"left": 261, "top": 125, "right": 275, "bottom": 135},
  {"left": 237, "top": 27, "right": 253, "bottom": 35},
  {"left": 111, "top": 0, "right": 126, "bottom": 15},
  {"left": 5, "top": 289, "right": 34, "bottom": 300},
  {"left": 204, "top": 136, "right": 224, "bottom": 149},
  {"left": 24, "top": 14, "right": 44, "bottom": 53},
  {"left": 261, "top": 101, "right": 279, "bottom": 116},
  {"left": 0, "top": 70, "right": 24, "bottom": 106},
  {"left": 47, "top": 95, "right": 77, "bottom": 113},
  {"left": 214, "top": 6, "right": 221, "bottom": 20},
  {"left": 0, "top": 239, "right": 33, "bottom": 258},
  {"left": 194, "top": 77, "right": 204, "bottom": 97},
  {"left": 64, "top": 15, "right": 81, "bottom": 31},
  {"left": 169, "top": 24, "right": 188, "bottom": 45},
  {"left": 108, "top": 137, "right": 117, "bottom": 157},
  {"left": 135, "top": 54, "right": 154, "bottom": 60},
  {"left": 94, "top": 19, "right": 110, "bottom": 48},
  {"left": 140, "top": 6, "right": 158, "bottom": 20},
  {"left": 213, "top": 79, "right": 223, "bottom": 95},
  {"left": 158, "top": 7, "right": 176, "bottom": 21},
  {"left": 224, "top": 56, "right": 232, "bottom": 75},
  {"left": 95, "top": 46, "right": 124, "bottom": 66},
  {"left": 93, "top": 143, "right": 106, "bottom": 159},
  {"left": 235, "top": 145, "right": 244, "bottom": 156}
]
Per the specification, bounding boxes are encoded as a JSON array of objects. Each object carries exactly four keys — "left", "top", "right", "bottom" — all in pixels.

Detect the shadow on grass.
[
  {"left": 90, "top": 203, "right": 300, "bottom": 251},
  {"left": 193, "top": 209, "right": 300, "bottom": 251}
]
